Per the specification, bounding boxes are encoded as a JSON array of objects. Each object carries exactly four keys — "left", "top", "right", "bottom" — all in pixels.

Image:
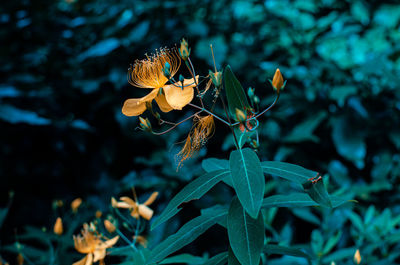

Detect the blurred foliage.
[{"left": 1, "top": 0, "right": 400, "bottom": 264}]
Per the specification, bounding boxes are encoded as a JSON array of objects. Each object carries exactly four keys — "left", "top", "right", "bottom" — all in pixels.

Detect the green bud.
[
  {"left": 162, "top": 62, "right": 171, "bottom": 78},
  {"left": 247, "top": 87, "right": 255, "bottom": 98},
  {"left": 179, "top": 38, "right": 191, "bottom": 61},
  {"left": 209, "top": 70, "right": 222, "bottom": 87},
  {"left": 254, "top": 96, "right": 260, "bottom": 105},
  {"left": 139, "top": 117, "right": 152, "bottom": 132},
  {"left": 235, "top": 108, "right": 247, "bottom": 123}
]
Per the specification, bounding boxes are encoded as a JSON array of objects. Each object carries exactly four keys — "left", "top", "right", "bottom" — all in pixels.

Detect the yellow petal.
[
  {"left": 121, "top": 89, "right": 158, "bottom": 117},
  {"left": 138, "top": 204, "right": 154, "bottom": 220},
  {"left": 53, "top": 217, "right": 63, "bottom": 235},
  {"left": 143, "top": 192, "right": 158, "bottom": 206},
  {"left": 163, "top": 77, "right": 198, "bottom": 110},
  {"left": 119, "top": 197, "right": 137, "bottom": 208},
  {"left": 93, "top": 249, "right": 106, "bottom": 262},
  {"left": 154, "top": 93, "right": 173, "bottom": 113},
  {"left": 102, "top": 235, "right": 119, "bottom": 248}
]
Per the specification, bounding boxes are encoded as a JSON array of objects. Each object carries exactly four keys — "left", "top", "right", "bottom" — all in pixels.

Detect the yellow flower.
[
  {"left": 73, "top": 223, "right": 119, "bottom": 265},
  {"left": 112, "top": 192, "right": 158, "bottom": 220},
  {"left": 177, "top": 115, "right": 215, "bottom": 168},
  {"left": 71, "top": 198, "right": 83, "bottom": 213},
  {"left": 122, "top": 48, "right": 198, "bottom": 117},
  {"left": 53, "top": 217, "right": 63, "bottom": 235}
]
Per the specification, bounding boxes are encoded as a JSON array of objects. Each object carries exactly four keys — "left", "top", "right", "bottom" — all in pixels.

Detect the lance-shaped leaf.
[
  {"left": 151, "top": 170, "right": 230, "bottom": 230},
  {"left": 262, "top": 193, "right": 350, "bottom": 208},
  {"left": 159, "top": 254, "right": 205, "bottom": 264},
  {"left": 227, "top": 197, "right": 264, "bottom": 265},
  {"left": 224, "top": 65, "right": 251, "bottom": 118},
  {"left": 302, "top": 179, "right": 332, "bottom": 208},
  {"left": 228, "top": 247, "right": 241, "bottom": 265},
  {"left": 264, "top": 244, "right": 311, "bottom": 260},
  {"left": 230, "top": 148, "right": 264, "bottom": 218},
  {"left": 261, "top": 161, "right": 332, "bottom": 208},
  {"left": 203, "top": 252, "right": 228, "bottom": 265},
  {"left": 202, "top": 158, "right": 229, "bottom": 172},
  {"left": 147, "top": 206, "right": 228, "bottom": 264}
]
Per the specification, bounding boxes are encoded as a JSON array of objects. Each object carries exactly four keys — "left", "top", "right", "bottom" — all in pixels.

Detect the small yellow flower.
[
  {"left": 71, "top": 198, "right": 83, "bottom": 213},
  {"left": 122, "top": 47, "right": 198, "bottom": 117},
  {"left": 112, "top": 192, "right": 158, "bottom": 220},
  {"left": 104, "top": 220, "right": 116, "bottom": 234},
  {"left": 53, "top": 217, "right": 63, "bottom": 235},
  {"left": 177, "top": 115, "right": 215, "bottom": 168},
  {"left": 73, "top": 223, "right": 119, "bottom": 265},
  {"left": 354, "top": 249, "right": 361, "bottom": 264},
  {"left": 271, "top": 68, "right": 285, "bottom": 93}
]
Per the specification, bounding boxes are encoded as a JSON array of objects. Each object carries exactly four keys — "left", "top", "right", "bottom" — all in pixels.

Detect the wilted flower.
[
  {"left": 133, "top": 235, "right": 148, "bottom": 248},
  {"left": 71, "top": 198, "right": 82, "bottom": 213},
  {"left": 112, "top": 192, "right": 158, "bottom": 220},
  {"left": 53, "top": 217, "right": 63, "bottom": 235},
  {"left": 122, "top": 48, "right": 198, "bottom": 116},
  {"left": 73, "top": 223, "right": 119, "bottom": 265},
  {"left": 177, "top": 115, "right": 215, "bottom": 168}
]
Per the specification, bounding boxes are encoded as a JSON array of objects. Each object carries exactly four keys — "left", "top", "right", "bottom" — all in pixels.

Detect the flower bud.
[
  {"left": 179, "top": 38, "right": 190, "bottom": 61},
  {"left": 111, "top": 197, "right": 118, "bottom": 208},
  {"left": 253, "top": 96, "right": 260, "bottom": 105},
  {"left": 162, "top": 62, "right": 171, "bottom": 78},
  {"left": 247, "top": 87, "right": 255, "bottom": 98},
  {"left": 17, "top": 254, "right": 24, "bottom": 265},
  {"left": 354, "top": 249, "right": 361, "bottom": 264},
  {"left": 179, "top": 74, "right": 185, "bottom": 87},
  {"left": 270, "top": 68, "right": 286, "bottom": 93},
  {"left": 209, "top": 70, "right": 222, "bottom": 87},
  {"left": 71, "top": 198, "right": 82, "bottom": 213},
  {"left": 95, "top": 210, "right": 102, "bottom": 218},
  {"left": 53, "top": 217, "right": 63, "bottom": 235},
  {"left": 104, "top": 219, "right": 116, "bottom": 233},
  {"left": 139, "top": 117, "right": 152, "bottom": 132},
  {"left": 235, "top": 108, "right": 247, "bottom": 123}
]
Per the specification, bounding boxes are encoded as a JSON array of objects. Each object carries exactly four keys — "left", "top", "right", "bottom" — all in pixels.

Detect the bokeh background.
[{"left": 1, "top": 0, "right": 400, "bottom": 264}]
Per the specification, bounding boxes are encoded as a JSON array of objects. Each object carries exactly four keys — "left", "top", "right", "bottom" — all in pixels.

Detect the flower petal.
[
  {"left": 143, "top": 192, "right": 159, "bottom": 206},
  {"left": 73, "top": 254, "right": 93, "bottom": 265},
  {"left": 93, "top": 249, "right": 106, "bottom": 262},
  {"left": 163, "top": 77, "right": 198, "bottom": 110},
  {"left": 155, "top": 93, "right": 173, "bottom": 113},
  {"left": 119, "top": 197, "right": 137, "bottom": 208},
  {"left": 103, "top": 235, "right": 119, "bottom": 248},
  {"left": 121, "top": 89, "right": 158, "bottom": 116}
]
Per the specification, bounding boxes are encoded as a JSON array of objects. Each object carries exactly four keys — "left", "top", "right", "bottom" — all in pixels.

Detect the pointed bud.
[
  {"left": 179, "top": 74, "right": 185, "bottom": 88},
  {"left": 104, "top": 219, "right": 116, "bottom": 233},
  {"left": 71, "top": 198, "right": 82, "bottom": 213},
  {"left": 162, "top": 62, "right": 171, "bottom": 78},
  {"left": 139, "top": 117, "right": 152, "bottom": 132},
  {"left": 270, "top": 68, "right": 286, "bottom": 93},
  {"left": 53, "top": 217, "right": 63, "bottom": 235},
  {"left": 235, "top": 108, "right": 247, "bottom": 123},
  {"left": 354, "top": 249, "right": 361, "bottom": 264},
  {"left": 253, "top": 96, "right": 260, "bottom": 105},
  {"left": 179, "top": 38, "right": 190, "bottom": 61},
  {"left": 209, "top": 70, "right": 222, "bottom": 87},
  {"left": 95, "top": 210, "right": 102, "bottom": 218},
  {"left": 247, "top": 87, "right": 255, "bottom": 98}
]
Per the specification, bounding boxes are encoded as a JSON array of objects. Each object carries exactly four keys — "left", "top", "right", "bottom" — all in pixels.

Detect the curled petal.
[
  {"left": 122, "top": 89, "right": 158, "bottom": 116},
  {"left": 163, "top": 77, "right": 198, "bottom": 110},
  {"left": 155, "top": 93, "right": 173, "bottom": 113},
  {"left": 143, "top": 192, "right": 158, "bottom": 206}
]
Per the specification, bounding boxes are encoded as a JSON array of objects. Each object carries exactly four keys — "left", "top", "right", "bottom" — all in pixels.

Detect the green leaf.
[
  {"left": 224, "top": 65, "right": 251, "bottom": 118},
  {"left": 322, "top": 231, "right": 342, "bottom": 255},
  {"left": 203, "top": 252, "right": 228, "bottom": 265},
  {"left": 202, "top": 158, "right": 229, "bottom": 172},
  {"left": 230, "top": 148, "right": 265, "bottom": 218},
  {"left": 261, "top": 161, "right": 318, "bottom": 184},
  {"left": 302, "top": 179, "right": 332, "bottom": 208},
  {"left": 151, "top": 170, "right": 230, "bottom": 230},
  {"left": 261, "top": 161, "right": 332, "bottom": 207},
  {"left": 147, "top": 206, "right": 227, "bottom": 264},
  {"left": 228, "top": 247, "right": 241, "bottom": 265},
  {"left": 283, "top": 111, "right": 327, "bottom": 143},
  {"left": 227, "top": 197, "right": 264, "bottom": 265},
  {"left": 263, "top": 244, "right": 311, "bottom": 260},
  {"left": 159, "top": 254, "right": 205, "bottom": 264},
  {"left": 262, "top": 193, "right": 350, "bottom": 208}
]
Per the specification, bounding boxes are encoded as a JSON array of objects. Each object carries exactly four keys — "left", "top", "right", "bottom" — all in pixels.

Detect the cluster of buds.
[
  {"left": 179, "top": 38, "right": 190, "bottom": 61},
  {"left": 247, "top": 87, "right": 260, "bottom": 106}
]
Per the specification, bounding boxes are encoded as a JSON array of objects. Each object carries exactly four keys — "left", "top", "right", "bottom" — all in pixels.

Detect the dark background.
[{"left": 1, "top": 0, "right": 400, "bottom": 263}]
